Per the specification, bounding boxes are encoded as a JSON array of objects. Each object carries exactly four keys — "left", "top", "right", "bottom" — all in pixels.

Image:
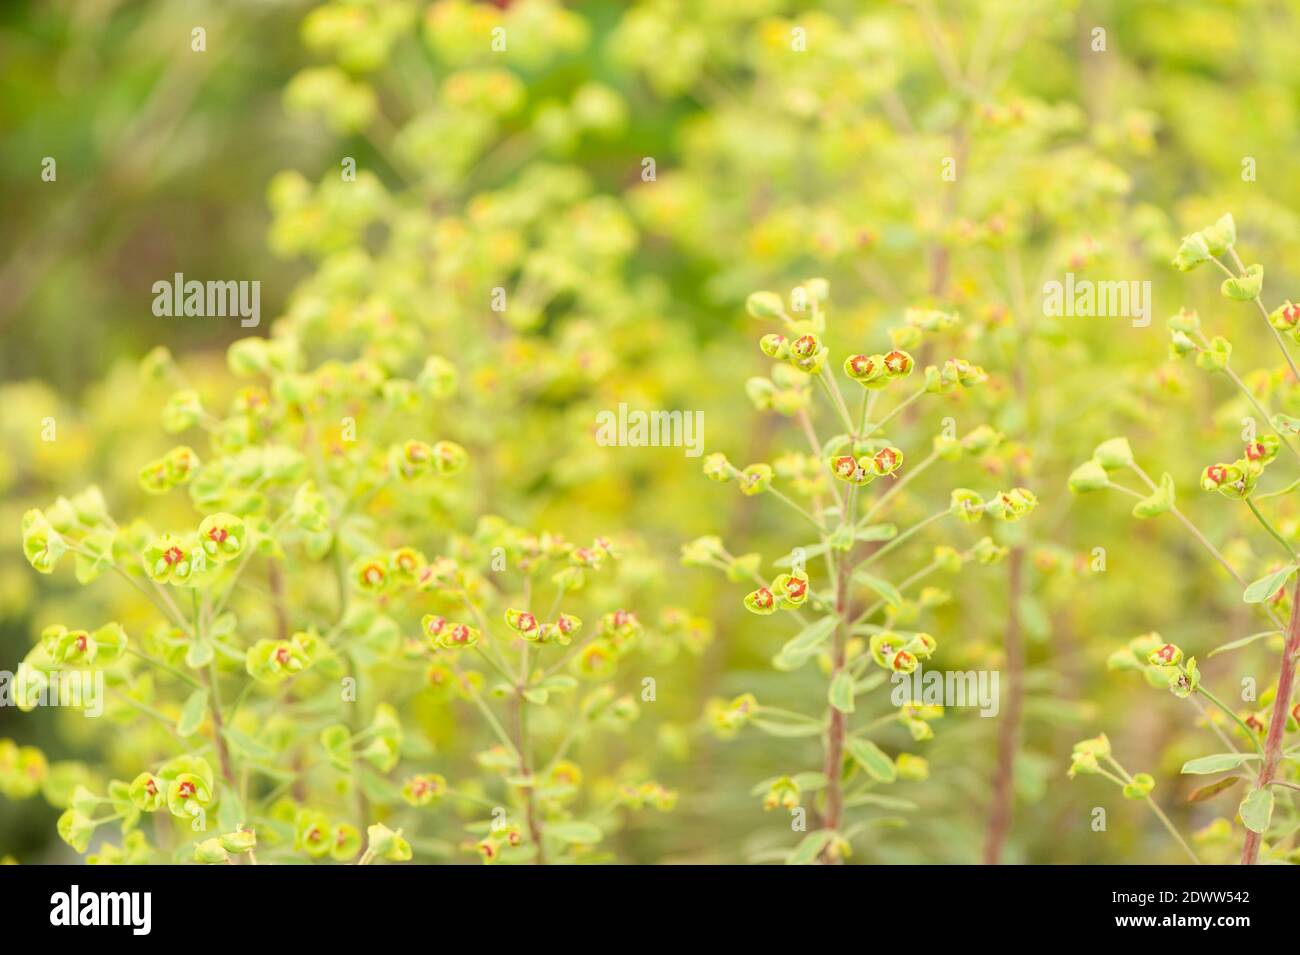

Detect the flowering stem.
[
  {"left": 818, "top": 373, "right": 857, "bottom": 435},
  {"left": 1223, "top": 247, "right": 1300, "bottom": 385},
  {"left": 860, "top": 448, "right": 940, "bottom": 525},
  {"left": 768, "top": 487, "right": 827, "bottom": 533},
  {"left": 858, "top": 509, "right": 951, "bottom": 568},
  {"left": 1245, "top": 497, "right": 1297, "bottom": 560},
  {"left": 817, "top": 531, "right": 853, "bottom": 864},
  {"left": 1188, "top": 693, "right": 1241, "bottom": 755},
  {"left": 1104, "top": 756, "right": 1201, "bottom": 865},
  {"left": 1241, "top": 573, "right": 1300, "bottom": 864},
  {"left": 512, "top": 668, "right": 546, "bottom": 864},
  {"left": 862, "top": 386, "right": 926, "bottom": 440},
  {"left": 1195, "top": 686, "right": 1265, "bottom": 757}
]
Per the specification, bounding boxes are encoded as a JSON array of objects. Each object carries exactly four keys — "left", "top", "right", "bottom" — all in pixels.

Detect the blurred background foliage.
[{"left": 4, "top": 0, "right": 1300, "bottom": 863}]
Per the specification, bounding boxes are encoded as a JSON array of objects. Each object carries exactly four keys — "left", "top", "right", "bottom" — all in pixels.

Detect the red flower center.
[
  {"left": 208, "top": 527, "right": 228, "bottom": 543},
  {"left": 164, "top": 546, "right": 184, "bottom": 565}
]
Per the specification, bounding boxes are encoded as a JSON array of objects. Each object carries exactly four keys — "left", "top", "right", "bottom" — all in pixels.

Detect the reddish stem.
[{"left": 1241, "top": 574, "right": 1300, "bottom": 864}]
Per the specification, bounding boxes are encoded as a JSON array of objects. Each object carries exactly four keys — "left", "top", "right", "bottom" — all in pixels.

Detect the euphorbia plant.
[
  {"left": 9, "top": 336, "right": 679, "bottom": 865},
  {"left": 685, "top": 279, "right": 1037, "bottom": 864},
  {"left": 1069, "top": 214, "right": 1300, "bottom": 865}
]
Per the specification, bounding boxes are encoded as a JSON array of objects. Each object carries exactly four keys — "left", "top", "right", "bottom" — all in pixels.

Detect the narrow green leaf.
[
  {"left": 223, "top": 726, "right": 275, "bottom": 761},
  {"left": 547, "top": 820, "right": 603, "bottom": 844},
  {"left": 752, "top": 718, "right": 824, "bottom": 738},
  {"left": 854, "top": 571, "right": 902, "bottom": 607},
  {"left": 1181, "top": 753, "right": 1260, "bottom": 775},
  {"left": 829, "top": 671, "right": 856, "bottom": 713},
  {"left": 843, "top": 792, "right": 918, "bottom": 811},
  {"left": 855, "top": 524, "right": 898, "bottom": 542},
  {"left": 847, "top": 739, "right": 897, "bottom": 783},
  {"left": 1207, "top": 630, "right": 1281, "bottom": 658},
  {"left": 176, "top": 688, "right": 208, "bottom": 738}
]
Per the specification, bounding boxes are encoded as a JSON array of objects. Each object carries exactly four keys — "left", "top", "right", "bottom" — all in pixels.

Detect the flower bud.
[
  {"left": 439, "top": 622, "right": 480, "bottom": 650},
  {"left": 988, "top": 487, "right": 1037, "bottom": 521},
  {"left": 1172, "top": 231, "right": 1211, "bottom": 272},
  {"left": 433, "top": 440, "right": 467, "bottom": 475},
  {"left": 830, "top": 454, "right": 873, "bottom": 486},
  {"left": 366, "top": 823, "right": 412, "bottom": 862},
  {"left": 1269, "top": 301, "right": 1300, "bottom": 332},
  {"left": 773, "top": 572, "right": 809, "bottom": 609},
  {"left": 744, "top": 587, "right": 777, "bottom": 615},
  {"left": 759, "top": 334, "right": 790, "bottom": 359},
  {"left": 762, "top": 776, "right": 801, "bottom": 812},
  {"left": 949, "top": 488, "right": 985, "bottom": 522},
  {"left": 1122, "top": 773, "right": 1155, "bottom": 799},
  {"left": 738, "top": 464, "right": 773, "bottom": 496},
  {"left": 896, "top": 753, "right": 929, "bottom": 781},
  {"left": 869, "top": 632, "right": 905, "bottom": 670},
  {"left": 1202, "top": 213, "right": 1236, "bottom": 256},
  {"left": 1221, "top": 265, "right": 1263, "bottom": 301},
  {"left": 844, "top": 353, "right": 888, "bottom": 387},
  {"left": 194, "top": 838, "right": 230, "bottom": 864},
  {"left": 1167, "top": 308, "right": 1201, "bottom": 334},
  {"left": 1068, "top": 459, "right": 1109, "bottom": 493},
  {"left": 883, "top": 350, "right": 914, "bottom": 377},
  {"left": 1093, "top": 437, "right": 1133, "bottom": 469},
  {"left": 870, "top": 446, "right": 904, "bottom": 476},
  {"left": 351, "top": 555, "right": 389, "bottom": 593},
  {"left": 1245, "top": 435, "right": 1280, "bottom": 465},
  {"left": 746, "top": 291, "right": 786, "bottom": 319},
  {"left": 1195, "top": 335, "right": 1232, "bottom": 371},
  {"left": 401, "top": 773, "right": 448, "bottom": 807},
  {"left": 198, "top": 513, "right": 246, "bottom": 563},
  {"left": 703, "top": 452, "right": 733, "bottom": 482},
  {"left": 1147, "top": 642, "right": 1183, "bottom": 667},
  {"left": 129, "top": 772, "right": 165, "bottom": 812},
  {"left": 22, "top": 510, "right": 66, "bottom": 575},
  {"left": 144, "top": 534, "right": 200, "bottom": 585}
]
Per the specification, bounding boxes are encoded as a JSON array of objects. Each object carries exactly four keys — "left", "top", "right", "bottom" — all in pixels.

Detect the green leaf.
[
  {"left": 1180, "top": 753, "right": 1260, "bottom": 775},
  {"left": 828, "top": 671, "right": 855, "bottom": 714},
  {"left": 1207, "top": 630, "right": 1281, "bottom": 658},
  {"left": 855, "top": 523, "right": 898, "bottom": 542},
  {"left": 843, "top": 792, "right": 918, "bottom": 811},
  {"left": 854, "top": 571, "right": 902, "bottom": 608},
  {"left": 522, "top": 688, "right": 549, "bottom": 704},
  {"left": 786, "top": 830, "right": 834, "bottom": 865},
  {"left": 752, "top": 718, "right": 824, "bottom": 738},
  {"left": 223, "top": 726, "right": 275, "bottom": 761},
  {"left": 847, "top": 739, "right": 897, "bottom": 783},
  {"left": 791, "top": 771, "right": 829, "bottom": 791},
  {"left": 185, "top": 637, "right": 214, "bottom": 670},
  {"left": 1132, "top": 472, "right": 1175, "bottom": 519},
  {"left": 176, "top": 688, "right": 208, "bottom": 738},
  {"left": 1239, "top": 787, "right": 1274, "bottom": 834},
  {"left": 1243, "top": 564, "right": 1296, "bottom": 604},
  {"left": 774, "top": 617, "right": 837, "bottom": 670},
  {"left": 546, "top": 820, "right": 603, "bottom": 844}
]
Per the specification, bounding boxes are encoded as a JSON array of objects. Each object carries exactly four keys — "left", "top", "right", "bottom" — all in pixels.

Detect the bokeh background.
[{"left": 4, "top": 0, "right": 1300, "bottom": 863}]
